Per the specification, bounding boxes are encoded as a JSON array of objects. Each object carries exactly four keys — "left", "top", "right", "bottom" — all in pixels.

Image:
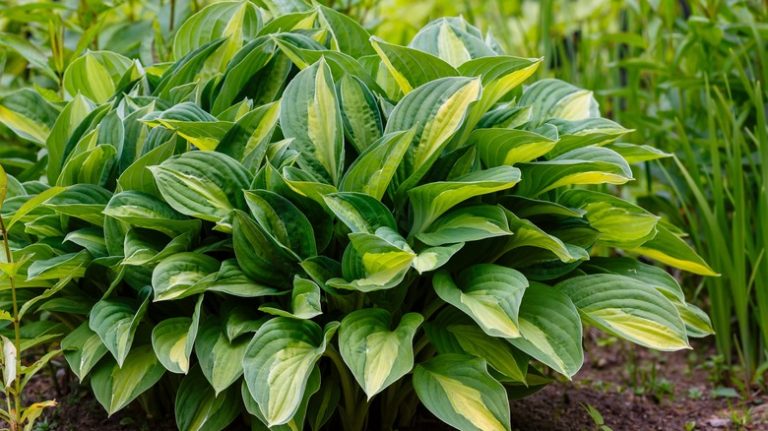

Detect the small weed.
[{"left": 582, "top": 403, "right": 613, "bottom": 431}]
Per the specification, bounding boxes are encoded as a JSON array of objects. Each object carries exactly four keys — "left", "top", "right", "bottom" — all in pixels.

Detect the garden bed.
[{"left": 20, "top": 336, "right": 766, "bottom": 431}]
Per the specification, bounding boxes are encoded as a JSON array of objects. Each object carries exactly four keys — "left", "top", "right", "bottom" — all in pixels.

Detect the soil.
[{"left": 5, "top": 335, "right": 767, "bottom": 431}]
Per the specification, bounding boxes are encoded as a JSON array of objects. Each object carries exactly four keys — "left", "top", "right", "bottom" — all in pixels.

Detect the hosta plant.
[{"left": 0, "top": 3, "right": 714, "bottom": 431}]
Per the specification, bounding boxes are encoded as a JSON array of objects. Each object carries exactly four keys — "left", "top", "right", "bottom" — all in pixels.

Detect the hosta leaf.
[
  {"left": 386, "top": 77, "right": 482, "bottom": 194},
  {"left": 260, "top": 276, "right": 322, "bottom": 319},
  {"left": 46, "top": 95, "right": 93, "bottom": 182},
  {"left": 211, "top": 38, "right": 276, "bottom": 115},
  {"left": 152, "top": 253, "right": 220, "bottom": 301},
  {"left": 339, "top": 309, "right": 422, "bottom": 399},
  {"left": 243, "top": 318, "right": 339, "bottom": 427},
  {"left": 151, "top": 151, "right": 251, "bottom": 225},
  {"left": 323, "top": 192, "right": 396, "bottom": 234},
  {"left": 502, "top": 211, "right": 588, "bottom": 263},
  {"left": 61, "top": 322, "right": 108, "bottom": 381},
  {"left": 557, "top": 274, "right": 690, "bottom": 350},
  {"left": 175, "top": 366, "right": 241, "bottom": 431},
  {"left": 606, "top": 142, "right": 671, "bottom": 164},
  {"left": 217, "top": 101, "right": 281, "bottom": 167},
  {"left": 559, "top": 189, "right": 659, "bottom": 248},
  {"left": 413, "top": 354, "right": 511, "bottom": 431},
  {"left": 516, "top": 146, "right": 633, "bottom": 196},
  {"left": 412, "top": 243, "right": 464, "bottom": 274},
  {"left": 677, "top": 302, "right": 714, "bottom": 338},
  {"left": 520, "top": 79, "right": 599, "bottom": 121},
  {"left": 370, "top": 37, "right": 458, "bottom": 95},
  {"left": 104, "top": 191, "right": 201, "bottom": 237},
  {"left": 152, "top": 318, "right": 195, "bottom": 374},
  {"left": 91, "top": 345, "right": 165, "bottom": 415},
  {"left": 245, "top": 190, "right": 317, "bottom": 259},
  {"left": 417, "top": 205, "right": 511, "bottom": 246},
  {"left": 428, "top": 309, "right": 528, "bottom": 382},
  {"left": 205, "top": 259, "right": 281, "bottom": 298},
  {"left": 471, "top": 128, "right": 557, "bottom": 168},
  {"left": 232, "top": 210, "right": 298, "bottom": 287},
  {"left": 508, "top": 282, "right": 583, "bottom": 378},
  {"left": 316, "top": 4, "right": 374, "bottom": 58},
  {"left": 328, "top": 228, "right": 415, "bottom": 292},
  {"left": 57, "top": 144, "right": 117, "bottom": 187},
  {"left": 629, "top": 224, "right": 718, "bottom": 276},
  {"left": 338, "top": 75, "right": 383, "bottom": 152},
  {"left": 152, "top": 297, "right": 202, "bottom": 375},
  {"left": 63, "top": 51, "right": 132, "bottom": 103},
  {"left": 433, "top": 265, "right": 528, "bottom": 339},
  {"left": 143, "top": 103, "right": 234, "bottom": 151},
  {"left": 0, "top": 89, "right": 59, "bottom": 145},
  {"left": 195, "top": 318, "right": 250, "bottom": 395},
  {"left": 89, "top": 294, "right": 150, "bottom": 366},
  {"left": 45, "top": 184, "right": 112, "bottom": 226},
  {"left": 27, "top": 250, "right": 91, "bottom": 280},
  {"left": 281, "top": 57, "right": 344, "bottom": 184},
  {"left": 155, "top": 39, "right": 227, "bottom": 98},
  {"left": 117, "top": 142, "right": 176, "bottom": 196},
  {"left": 173, "top": 1, "right": 261, "bottom": 61},
  {"left": 409, "top": 166, "right": 521, "bottom": 235},
  {"left": 123, "top": 229, "right": 194, "bottom": 267},
  {"left": 340, "top": 130, "right": 415, "bottom": 200},
  {"left": 242, "top": 367, "right": 321, "bottom": 431},
  {"left": 410, "top": 17, "right": 497, "bottom": 67},
  {"left": 547, "top": 117, "right": 630, "bottom": 157},
  {"left": 64, "top": 227, "right": 108, "bottom": 257},
  {"left": 581, "top": 256, "right": 685, "bottom": 302},
  {"left": 5, "top": 186, "right": 64, "bottom": 230}
]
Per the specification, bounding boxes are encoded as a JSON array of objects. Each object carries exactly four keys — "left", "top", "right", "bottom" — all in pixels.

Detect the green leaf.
[
  {"left": 340, "top": 130, "right": 415, "bottom": 200},
  {"left": 232, "top": 210, "right": 297, "bottom": 287},
  {"left": 323, "top": 192, "right": 396, "bottom": 234},
  {"left": 260, "top": 276, "right": 322, "bottom": 319},
  {"left": 370, "top": 36, "right": 458, "bottom": 95},
  {"left": 502, "top": 210, "right": 589, "bottom": 263},
  {"left": 629, "top": 224, "right": 718, "bottom": 276},
  {"left": 0, "top": 89, "right": 59, "bottom": 145},
  {"left": 175, "top": 366, "right": 241, "bottom": 431},
  {"left": 152, "top": 253, "right": 220, "bottom": 301},
  {"left": 508, "top": 283, "right": 583, "bottom": 378},
  {"left": 63, "top": 51, "right": 132, "bottom": 103},
  {"left": 211, "top": 39, "right": 276, "bottom": 115},
  {"left": 104, "top": 191, "right": 201, "bottom": 237},
  {"left": 427, "top": 308, "right": 528, "bottom": 382},
  {"left": 280, "top": 57, "right": 345, "bottom": 184},
  {"left": 413, "top": 354, "right": 511, "bottom": 431},
  {"left": 5, "top": 186, "right": 64, "bottom": 230},
  {"left": 45, "top": 184, "right": 112, "bottom": 226},
  {"left": 328, "top": 228, "right": 415, "bottom": 292},
  {"left": 546, "top": 117, "right": 630, "bottom": 157},
  {"left": 410, "top": 18, "right": 497, "bottom": 67},
  {"left": 91, "top": 345, "right": 165, "bottom": 415},
  {"left": 520, "top": 79, "right": 599, "bottom": 121},
  {"left": 195, "top": 318, "right": 250, "bottom": 395},
  {"left": 559, "top": 189, "right": 659, "bottom": 248},
  {"left": 337, "top": 75, "right": 383, "bottom": 152},
  {"left": 46, "top": 95, "right": 93, "bottom": 182},
  {"left": 151, "top": 151, "right": 251, "bottom": 225},
  {"left": 243, "top": 318, "right": 339, "bottom": 427},
  {"left": 412, "top": 243, "right": 464, "bottom": 274},
  {"left": 472, "top": 128, "right": 557, "bottom": 168},
  {"left": 173, "top": 1, "right": 261, "bottom": 61},
  {"left": 217, "top": 101, "right": 281, "bottom": 167},
  {"left": 386, "top": 77, "right": 482, "bottom": 194},
  {"left": 242, "top": 366, "right": 321, "bottom": 431},
  {"left": 89, "top": 294, "right": 150, "bottom": 367},
  {"left": 339, "top": 309, "right": 422, "bottom": 399},
  {"left": 27, "top": 250, "right": 91, "bottom": 281},
  {"left": 409, "top": 166, "right": 521, "bottom": 235},
  {"left": 244, "top": 190, "right": 317, "bottom": 259},
  {"left": 61, "top": 322, "right": 109, "bottom": 381},
  {"left": 434, "top": 265, "right": 528, "bottom": 339},
  {"left": 516, "top": 146, "right": 633, "bottom": 197},
  {"left": 557, "top": 274, "right": 690, "bottom": 350},
  {"left": 417, "top": 205, "right": 511, "bottom": 246},
  {"left": 316, "top": 4, "right": 374, "bottom": 58},
  {"left": 152, "top": 318, "right": 194, "bottom": 374}
]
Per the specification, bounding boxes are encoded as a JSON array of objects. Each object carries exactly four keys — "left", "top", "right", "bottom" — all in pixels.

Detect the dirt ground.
[{"left": 7, "top": 334, "right": 768, "bottom": 431}]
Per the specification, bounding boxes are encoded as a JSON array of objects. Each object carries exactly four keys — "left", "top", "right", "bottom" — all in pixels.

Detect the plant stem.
[
  {"left": 0, "top": 215, "right": 22, "bottom": 430},
  {"left": 325, "top": 346, "right": 365, "bottom": 431}
]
